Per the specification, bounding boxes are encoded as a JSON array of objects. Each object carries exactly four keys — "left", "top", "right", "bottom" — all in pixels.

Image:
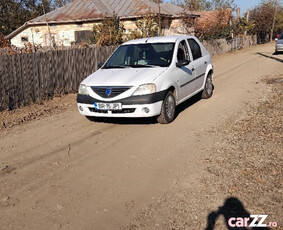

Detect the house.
[{"left": 6, "top": 0, "right": 199, "bottom": 47}]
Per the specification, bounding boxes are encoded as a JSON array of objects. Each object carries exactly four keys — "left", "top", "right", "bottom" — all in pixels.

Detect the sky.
[
  {"left": 233, "top": 0, "right": 262, "bottom": 14},
  {"left": 164, "top": 0, "right": 263, "bottom": 14}
]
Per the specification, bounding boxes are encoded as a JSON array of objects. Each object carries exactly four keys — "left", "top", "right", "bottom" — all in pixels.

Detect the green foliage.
[
  {"left": 232, "top": 17, "right": 255, "bottom": 36},
  {"left": 182, "top": 0, "right": 212, "bottom": 11},
  {"left": 88, "top": 13, "right": 124, "bottom": 47},
  {"left": 274, "top": 7, "right": 283, "bottom": 33},
  {"left": 209, "top": 0, "right": 236, "bottom": 10},
  {"left": 127, "top": 14, "right": 159, "bottom": 40},
  {"left": 0, "top": 0, "right": 71, "bottom": 36},
  {"left": 199, "top": 24, "right": 233, "bottom": 41},
  {"left": 249, "top": 0, "right": 277, "bottom": 35}
]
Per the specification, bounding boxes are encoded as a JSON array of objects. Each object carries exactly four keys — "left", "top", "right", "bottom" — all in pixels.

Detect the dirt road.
[{"left": 0, "top": 42, "right": 282, "bottom": 230}]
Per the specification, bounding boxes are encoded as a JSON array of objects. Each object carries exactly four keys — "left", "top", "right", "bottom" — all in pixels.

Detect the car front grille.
[
  {"left": 91, "top": 86, "right": 132, "bottom": 98},
  {"left": 89, "top": 108, "right": 136, "bottom": 114}
]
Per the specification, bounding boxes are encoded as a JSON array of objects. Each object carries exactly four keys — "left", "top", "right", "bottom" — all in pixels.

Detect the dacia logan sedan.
[
  {"left": 275, "top": 33, "right": 283, "bottom": 53},
  {"left": 77, "top": 35, "right": 214, "bottom": 124}
]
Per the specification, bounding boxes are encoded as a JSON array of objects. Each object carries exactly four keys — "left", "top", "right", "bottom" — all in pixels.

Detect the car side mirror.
[
  {"left": 275, "top": 38, "right": 278, "bottom": 41},
  {"left": 98, "top": 62, "right": 104, "bottom": 69},
  {"left": 176, "top": 60, "right": 190, "bottom": 68}
]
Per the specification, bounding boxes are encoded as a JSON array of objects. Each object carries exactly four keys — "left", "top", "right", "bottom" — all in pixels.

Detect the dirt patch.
[
  {"left": 0, "top": 94, "right": 77, "bottom": 131},
  {"left": 123, "top": 75, "right": 283, "bottom": 230}
]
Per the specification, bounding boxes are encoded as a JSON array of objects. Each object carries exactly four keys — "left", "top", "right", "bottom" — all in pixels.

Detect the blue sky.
[{"left": 233, "top": 0, "right": 262, "bottom": 13}]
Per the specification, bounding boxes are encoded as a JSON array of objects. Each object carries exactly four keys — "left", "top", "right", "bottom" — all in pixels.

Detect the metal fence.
[{"left": 0, "top": 45, "right": 118, "bottom": 111}]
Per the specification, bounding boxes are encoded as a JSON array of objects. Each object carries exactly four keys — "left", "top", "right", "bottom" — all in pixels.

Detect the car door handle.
[
  {"left": 191, "top": 68, "right": 195, "bottom": 72},
  {"left": 204, "top": 61, "right": 207, "bottom": 64}
]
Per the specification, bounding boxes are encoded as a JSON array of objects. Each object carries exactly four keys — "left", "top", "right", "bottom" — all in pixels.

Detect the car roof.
[{"left": 122, "top": 35, "right": 196, "bottom": 45}]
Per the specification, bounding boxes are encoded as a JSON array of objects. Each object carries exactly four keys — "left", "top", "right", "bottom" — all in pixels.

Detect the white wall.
[
  {"left": 58, "top": 31, "right": 75, "bottom": 46},
  {"left": 11, "top": 27, "right": 44, "bottom": 48}
]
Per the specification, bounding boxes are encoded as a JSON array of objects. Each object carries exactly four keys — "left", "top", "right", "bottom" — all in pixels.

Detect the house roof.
[{"left": 7, "top": 0, "right": 199, "bottom": 39}]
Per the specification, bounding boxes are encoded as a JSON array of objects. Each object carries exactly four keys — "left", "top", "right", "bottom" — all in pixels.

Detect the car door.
[
  {"left": 175, "top": 40, "right": 196, "bottom": 101},
  {"left": 187, "top": 38, "right": 207, "bottom": 91}
]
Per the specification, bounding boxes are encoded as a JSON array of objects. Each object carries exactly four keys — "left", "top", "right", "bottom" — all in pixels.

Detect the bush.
[{"left": 88, "top": 13, "right": 124, "bottom": 47}]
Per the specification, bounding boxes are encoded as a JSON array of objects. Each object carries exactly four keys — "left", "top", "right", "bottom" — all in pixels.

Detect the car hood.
[
  {"left": 82, "top": 67, "right": 167, "bottom": 86},
  {"left": 277, "top": 39, "right": 283, "bottom": 44}
]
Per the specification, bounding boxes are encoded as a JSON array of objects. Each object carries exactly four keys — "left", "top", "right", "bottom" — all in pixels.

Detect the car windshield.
[{"left": 103, "top": 43, "right": 175, "bottom": 69}]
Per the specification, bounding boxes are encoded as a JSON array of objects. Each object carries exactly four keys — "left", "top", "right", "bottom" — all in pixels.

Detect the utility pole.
[
  {"left": 158, "top": 0, "right": 161, "bottom": 36},
  {"left": 270, "top": 0, "right": 278, "bottom": 41},
  {"left": 42, "top": 2, "right": 53, "bottom": 48}
]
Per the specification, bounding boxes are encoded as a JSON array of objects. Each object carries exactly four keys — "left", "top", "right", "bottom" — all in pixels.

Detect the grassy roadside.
[{"left": 201, "top": 74, "right": 283, "bottom": 229}]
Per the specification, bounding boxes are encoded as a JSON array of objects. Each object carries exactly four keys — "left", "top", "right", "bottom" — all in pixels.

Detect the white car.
[
  {"left": 77, "top": 35, "right": 214, "bottom": 124},
  {"left": 275, "top": 33, "right": 283, "bottom": 53}
]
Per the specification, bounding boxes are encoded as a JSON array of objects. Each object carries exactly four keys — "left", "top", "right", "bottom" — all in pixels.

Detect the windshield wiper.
[
  {"left": 103, "top": 65, "right": 131, "bottom": 69},
  {"left": 128, "top": 64, "right": 160, "bottom": 68}
]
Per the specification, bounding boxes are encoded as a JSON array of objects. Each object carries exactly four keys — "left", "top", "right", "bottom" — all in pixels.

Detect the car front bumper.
[
  {"left": 76, "top": 91, "right": 166, "bottom": 118},
  {"left": 276, "top": 45, "right": 283, "bottom": 52}
]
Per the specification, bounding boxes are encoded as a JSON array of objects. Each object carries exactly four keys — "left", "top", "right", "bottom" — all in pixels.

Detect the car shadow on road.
[
  {"left": 205, "top": 197, "right": 270, "bottom": 230},
  {"left": 86, "top": 116, "right": 158, "bottom": 125},
  {"left": 257, "top": 52, "right": 283, "bottom": 63},
  {"left": 175, "top": 92, "right": 202, "bottom": 118}
]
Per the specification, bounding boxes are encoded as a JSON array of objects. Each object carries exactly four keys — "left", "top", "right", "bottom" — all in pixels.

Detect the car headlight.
[
  {"left": 78, "top": 84, "right": 89, "bottom": 95},
  {"left": 132, "top": 84, "right": 156, "bottom": 96}
]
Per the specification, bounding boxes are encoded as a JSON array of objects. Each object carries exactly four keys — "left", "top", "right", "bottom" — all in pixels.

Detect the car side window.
[
  {"left": 177, "top": 40, "right": 190, "bottom": 61},
  {"left": 187, "top": 39, "right": 202, "bottom": 60}
]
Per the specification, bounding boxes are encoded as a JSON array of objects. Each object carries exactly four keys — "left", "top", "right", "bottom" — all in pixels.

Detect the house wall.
[
  {"left": 10, "top": 23, "right": 97, "bottom": 48},
  {"left": 164, "top": 18, "right": 194, "bottom": 36},
  {"left": 10, "top": 18, "right": 191, "bottom": 48}
]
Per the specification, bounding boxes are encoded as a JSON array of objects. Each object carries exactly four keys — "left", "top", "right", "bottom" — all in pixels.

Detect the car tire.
[
  {"left": 157, "top": 91, "right": 176, "bottom": 124},
  {"left": 201, "top": 73, "right": 213, "bottom": 99}
]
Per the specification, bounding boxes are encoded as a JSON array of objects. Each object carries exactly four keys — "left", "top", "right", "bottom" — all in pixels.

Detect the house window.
[
  {"left": 45, "top": 33, "right": 57, "bottom": 46},
  {"left": 21, "top": 37, "right": 28, "bottom": 42},
  {"left": 75, "top": 30, "right": 92, "bottom": 43}
]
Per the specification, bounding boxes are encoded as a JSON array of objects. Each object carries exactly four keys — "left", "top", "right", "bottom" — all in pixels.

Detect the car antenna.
[{"left": 145, "top": 37, "right": 150, "bottom": 43}]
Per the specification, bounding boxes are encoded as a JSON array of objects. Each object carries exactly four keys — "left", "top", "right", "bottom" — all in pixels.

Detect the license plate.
[{"left": 94, "top": 102, "right": 122, "bottom": 110}]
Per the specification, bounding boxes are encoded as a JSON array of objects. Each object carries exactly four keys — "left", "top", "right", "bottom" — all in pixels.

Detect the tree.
[
  {"left": 232, "top": 17, "right": 255, "bottom": 36},
  {"left": 249, "top": 0, "right": 279, "bottom": 42},
  {"left": 88, "top": 13, "right": 124, "bottom": 46},
  {"left": 274, "top": 7, "right": 283, "bottom": 35},
  {"left": 169, "top": 0, "right": 236, "bottom": 10},
  {"left": 53, "top": 0, "right": 71, "bottom": 8},
  {"left": 151, "top": 0, "right": 163, "bottom": 3},
  {"left": 0, "top": 0, "right": 29, "bottom": 36},
  {"left": 209, "top": 0, "right": 236, "bottom": 10},
  {"left": 183, "top": 0, "right": 211, "bottom": 11},
  {"left": 0, "top": 0, "right": 71, "bottom": 36}
]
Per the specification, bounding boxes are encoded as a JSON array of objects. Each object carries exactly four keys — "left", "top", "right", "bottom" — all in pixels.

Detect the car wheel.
[
  {"left": 201, "top": 73, "right": 213, "bottom": 99},
  {"left": 157, "top": 91, "right": 176, "bottom": 124}
]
